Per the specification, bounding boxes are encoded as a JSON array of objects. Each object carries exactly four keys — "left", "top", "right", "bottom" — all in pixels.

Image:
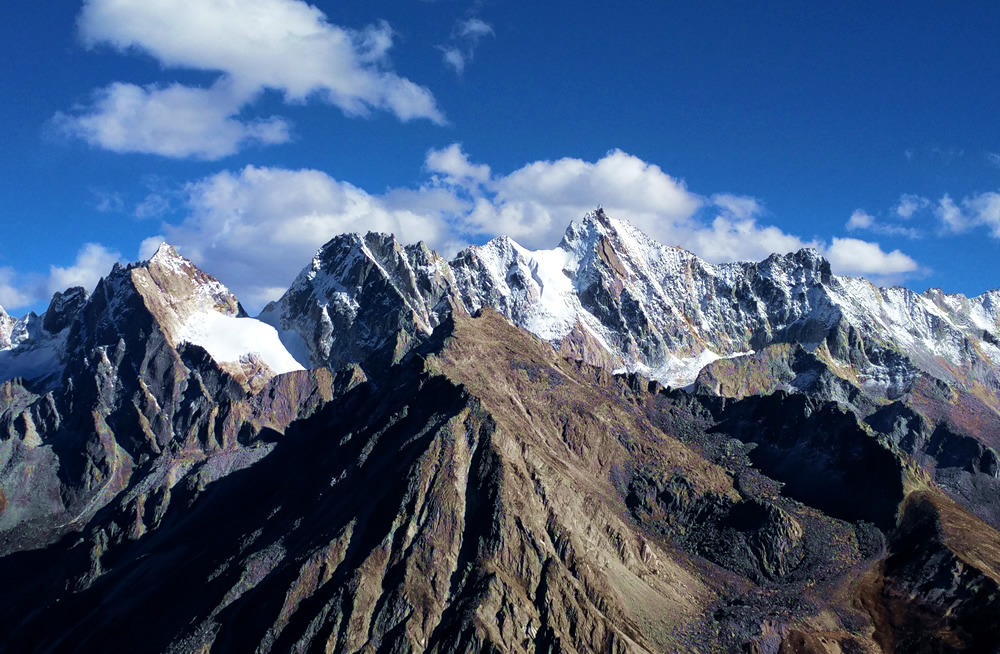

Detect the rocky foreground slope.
[{"left": 2, "top": 211, "right": 1000, "bottom": 652}]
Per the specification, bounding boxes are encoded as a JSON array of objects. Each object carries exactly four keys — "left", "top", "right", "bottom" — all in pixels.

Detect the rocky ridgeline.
[
  {"left": 1, "top": 210, "right": 1000, "bottom": 652},
  {"left": 0, "top": 246, "right": 347, "bottom": 556},
  {"left": 262, "top": 209, "right": 1000, "bottom": 405}
]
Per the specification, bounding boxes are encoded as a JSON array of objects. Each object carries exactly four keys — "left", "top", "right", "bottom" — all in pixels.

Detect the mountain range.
[{"left": 1, "top": 209, "right": 999, "bottom": 653}]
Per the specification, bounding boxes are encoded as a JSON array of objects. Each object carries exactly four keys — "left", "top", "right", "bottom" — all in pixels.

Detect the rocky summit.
[{"left": 2, "top": 210, "right": 1000, "bottom": 653}]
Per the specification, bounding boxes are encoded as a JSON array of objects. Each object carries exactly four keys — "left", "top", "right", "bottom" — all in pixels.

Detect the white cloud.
[
  {"left": 147, "top": 166, "right": 460, "bottom": 310},
  {"left": 458, "top": 18, "right": 494, "bottom": 39},
  {"left": 47, "top": 244, "right": 122, "bottom": 296},
  {"left": 58, "top": 0, "right": 443, "bottom": 159},
  {"left": 936, "top": 191, "right": 1000, "bottom": 237},
  {"left": 936, "top": 195, "right": 966, "bottom": 232},
  {"left": 847, "top": 205, "right": 922, "bottom": 239},
  {"left": 55, "top": 81, "right": 290, "bottom": 160},
  {"left": 846, "top": 209, "right": 874, "bottom": 231},
  {"left": 0, "top": 268, "right": 32, "bottom": 311},
  {"left": 426, "top": 143, "right": 491, "bottom": 186},
  {"left": 689, "top": 216, "right": 816, "bottom": 264},
  {"left": 988, "top": 152, "right": 1000, "bottom": 168},
  {"left": 895, "top": 194, "right": 929, "bottom": 219},
  {"left": 134, "top": 193, "right": 172, "bottom": 219},
  {"left": 440, "top": 17, "right": 493, "bottom": 74},
  {"left": 477, "top": 149, "right": 705, "bottom": 248},
  {"left": 440, "top": 48, "right": 466, "bottom": 74},
  {"left": 136, "top": 146, "right": 926, "bottom": 312},
  {"left": 0, "top": 244, "right": 122, "bottom": 312},
  {"left": 712, "top": 194, "right": 764, "bottom": 221},
  {"left": 825, "top": 238, "right": 920, "bottom": 278},
  {"left": 966, "top": 192, "right": 1000, "bottom": 236}
]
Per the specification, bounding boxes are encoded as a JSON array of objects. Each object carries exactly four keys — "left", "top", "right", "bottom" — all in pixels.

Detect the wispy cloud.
[
  {"left": 937, "top": 191, "right": 1000, "bottom": 237},
  {"left": 54, "top": 0, "right": 444, "bottom": 160},
  {"left": 134, "top": 193, "right": 172, "bottom": 219},
  {"left": 845, "top": 196, "right": 926, "bottom": 239},
  {"left": 92, "top": 188, "right": 124, "bottom": 213},
  {"left": 439, "top": 17, "right": 494, "bottom": 74},
  {"left": 895, "top": 194, "right": 930, "bottom": 219},
  {"left": 930, "top": 146, "right": 965, "bottom": 164},
  {"left": 988, "top": 152, "right": 1000, "bottom": 168}
]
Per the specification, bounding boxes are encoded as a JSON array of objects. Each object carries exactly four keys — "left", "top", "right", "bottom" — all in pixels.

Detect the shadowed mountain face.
[{"left": 2, "top": 212, "right": 1000, "bottom": 653}]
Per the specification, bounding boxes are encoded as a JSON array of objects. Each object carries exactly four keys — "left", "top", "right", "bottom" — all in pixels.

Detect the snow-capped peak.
[{"left": 0, "top": 289, "right": 88, "bottom": 389}]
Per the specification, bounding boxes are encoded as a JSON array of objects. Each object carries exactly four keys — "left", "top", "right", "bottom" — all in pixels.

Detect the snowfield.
[{"left": 177, "top": 311, "right": 304, "bottom": 375}]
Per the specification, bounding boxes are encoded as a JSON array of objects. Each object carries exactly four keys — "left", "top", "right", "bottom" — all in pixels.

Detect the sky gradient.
[{"left": 2, "top": 1, "right": 1000, "bottom": 314}]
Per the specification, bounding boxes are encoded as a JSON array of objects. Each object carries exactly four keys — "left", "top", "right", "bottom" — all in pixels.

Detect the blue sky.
[{"left": 2, "top": 1, "right": 999, "bottom": 314}]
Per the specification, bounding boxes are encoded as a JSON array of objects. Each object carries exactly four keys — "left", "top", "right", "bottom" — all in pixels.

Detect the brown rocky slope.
[{"left": 3, "top": 310, "right": 998, "bottom": 652}]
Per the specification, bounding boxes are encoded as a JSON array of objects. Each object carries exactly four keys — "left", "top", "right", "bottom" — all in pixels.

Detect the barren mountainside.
[{"left": 2, "top": 210, "right": 1000, "bottom": 653}]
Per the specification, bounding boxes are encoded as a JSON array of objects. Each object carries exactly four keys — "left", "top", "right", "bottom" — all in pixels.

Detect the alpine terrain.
[{"left": 2, "top": 209, "right": 999, "bottom": 653}]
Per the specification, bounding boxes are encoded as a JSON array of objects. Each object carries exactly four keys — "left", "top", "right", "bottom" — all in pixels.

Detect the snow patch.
[
  {"left": 0, "top": 335, "right": 66, "bottom": 387},
  {"left": 177, "top": 312, "right": 304, "bottom": 375},
  {"left": 512, "top": 243, "right": 579, "bottom": 341}
]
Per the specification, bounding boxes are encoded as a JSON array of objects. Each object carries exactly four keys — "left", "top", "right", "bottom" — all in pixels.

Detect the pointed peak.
[
  {"left": 758, "top": 247, "right": 833, "bottom": 283},
  {"left": 586, "top": 206, "right": 612, "bottom": 226},
  {"left": 146, "top": 242, "right": 186, "bottom": 265},
  {"left": 315, "top": 232, "right": 366, "bottom": 260},
  {"left": 42, "top": 286, "right": 89, "bottom": 334},
  {"left": 560, "top": 208, "right": 627, "bottom": 254}
]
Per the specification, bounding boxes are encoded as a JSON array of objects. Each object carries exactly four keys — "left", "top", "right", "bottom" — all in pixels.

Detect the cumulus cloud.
[
  {"left": 0, "top": 244, "right": 122, "bottom": 312},
  {"left": 440, "top": 17, "right": 494, "bottom": 74},
  {"left": 55, "top": 81, "right": 291, "bottom": 160},
  {"left": 426, "top": 143, "right": 491, "bottom": 186},
  {"left": 135, "top": 146, "right": 926, "bottom": 312},
  {"left": 57, "top": 0, "right": 443, "bottom": 159},
  {"left": 825, "top": 238, "right": 920, "bottom": 280},
  {"left": 474, "top": 149, "right": 705, "bottom": 249},
  {"left": 846, "top": 210, "right": 874, "bottom": 231},
  {"left": 47, "top": 244, "right": 122, "bottom": 295},
  {"left": 0, "top": 268, "right": 32, "bottom": 311},
  {"left": 142, "top": 166, "right": 461, "bottom": 309}
]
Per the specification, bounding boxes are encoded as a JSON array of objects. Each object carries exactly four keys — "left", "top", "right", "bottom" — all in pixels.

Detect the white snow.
[
  {"left": 256, "top": 304, "right": 314, "bottom": 369},
  {"left": 0, "top": 335, "right": 66, "bottom": 386},
  {"left": 624, "top": 349, "right": 723, "bottom": 390},
  {"left": 512, "top": 243, "right": 580, "bottom": 341},
  {"left": 177, "top": 311, "right": 304, "bottom": 375}
]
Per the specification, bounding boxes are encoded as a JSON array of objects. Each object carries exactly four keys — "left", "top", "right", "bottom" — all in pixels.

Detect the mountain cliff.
[{"left": 2, "top": 210, "right": 999, "bottom": 653}]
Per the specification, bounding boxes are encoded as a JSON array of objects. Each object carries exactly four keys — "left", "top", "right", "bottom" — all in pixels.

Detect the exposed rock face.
[
  {"left": 0, "top": 310, "right": 884, "bottom": 652},
  {"left": 3, "top": 212, "right": 1000, "bottom": 652},
  {"left": 0, "top": 247, "right": 324, "bottom": 555},
  {"left": 258, "top": 233, "right": 456, "bottom": 374},
  {"left": 0, "top": 289, "right": 88, "bottom": 391},
  {"left": 264, "top": 210, "right": 1000, "bottom": 410},
  {"left": 860, "top": 492, "right": 1000, "bottom": 653}
]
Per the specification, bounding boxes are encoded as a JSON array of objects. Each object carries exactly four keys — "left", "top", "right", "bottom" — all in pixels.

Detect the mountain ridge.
[{"left": 2, "top": 209, "right": 1000, "bottom": 652}]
